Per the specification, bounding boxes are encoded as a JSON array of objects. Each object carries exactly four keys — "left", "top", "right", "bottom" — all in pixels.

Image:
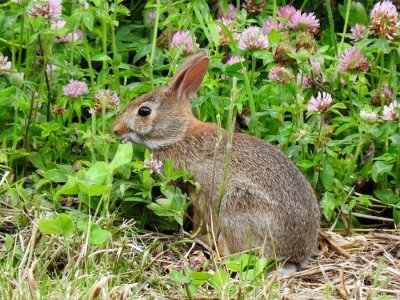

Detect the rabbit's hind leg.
[{"left": 217, "top": 182, "right": 274, "bottom": 255}]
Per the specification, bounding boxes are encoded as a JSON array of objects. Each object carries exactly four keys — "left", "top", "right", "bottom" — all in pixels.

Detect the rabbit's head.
[{"left": 113, "top": 50, "right": 209, "bottom": 149}]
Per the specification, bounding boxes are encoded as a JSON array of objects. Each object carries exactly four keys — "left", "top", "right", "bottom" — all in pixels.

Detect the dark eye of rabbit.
[{"left": 138, "top": 106, "right": 151, "bottom": 117}]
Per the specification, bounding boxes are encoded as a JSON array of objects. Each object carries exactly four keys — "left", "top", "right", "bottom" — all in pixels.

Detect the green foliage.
[
  {"left": 0, "top": 0, "right": 398, "bottom": 235},
  {"left": 38, "top": 213, "right": 74, "bottom": 236},
  {"left": 0, "top": 0, "right": 400, "bottom": 297},
  {"left": 169, "top": 253, "right": 276, "bottom": 298}
]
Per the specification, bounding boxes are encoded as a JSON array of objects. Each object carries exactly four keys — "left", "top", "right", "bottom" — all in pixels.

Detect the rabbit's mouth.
[{"left": 120, "top": 132, "right": 140, "bottom": 144}]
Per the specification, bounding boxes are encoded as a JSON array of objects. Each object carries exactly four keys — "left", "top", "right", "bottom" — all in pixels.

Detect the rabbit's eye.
[{"left": 138, "top": 106, "right": 151, "bottom": 117}]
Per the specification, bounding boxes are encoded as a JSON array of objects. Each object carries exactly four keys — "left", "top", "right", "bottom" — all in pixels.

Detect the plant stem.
[
  {"left": 379, "top": 50, "right": 385, "bottom": 89},
  {"left": 111, "top": 0, "right": 120, "bottom": 93},
  {"left": 216, "top": 76, "right": 237, "bottom": 217},
  {"left": 272, "top": 0, "right": 277, "bottom": 25},
  {"left": 101, "top": 2, "right": 108, "bottom": 70},
  {"left": 313, "top": 114, "right": 325, "bottom": 188},
  {"left": 250, "top": 53, "right": 256, "bottom": 84},
  {"left": 82, "top": 26, "right": 95, "bottom": 86},
  {"left": 242, "top": 61, "right": 256, "bottom": 132},
  {"left": 344, "top": 134, "right": 365, "bottom": 185},
  {"left": 340, "top": 0, "right": 352, "bottom": 50},
  {"left": 90, "top": 113, "right": 97, "bottom": 163},
  {"left": 17, "top": 13, "right": 25, "bottom": 71},
  {"left": 149, "top": 0, "right": 161, "bottom": 88},
  {"left": 325, "top": 0, "right": 338, "bottom": 56}
]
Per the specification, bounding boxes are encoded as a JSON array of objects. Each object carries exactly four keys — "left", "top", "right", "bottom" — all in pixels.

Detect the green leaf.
[
  {"left": 240, "top": 269, "right": 256, "bottom": 281},
  {"left": 373, "top": 39, "right": 390, "bottom": 54},
  {"left": 374, "top": 189, "right": 400, "bottom": 204},
  {"left": 77, "top": 161, "right": 111, "bottom": 195},
  {"left": 43, "top": 165, "right": 74, "bottom": 183},
  {"left": 38, "top": 214, "right": 75, "bottom": 236},
  {"left": 188, "top": 271, "right": 213, "bottom": 282},
  {"left": 348, "top": 2, "right": 368, "bottom": 26},
  {"left": 320, "top": 192, "right": 339, "bottom": 221},
  {"left": 55, "top": 176, "right": 79, "bottom": 199},
  {"left": 297, "top": 160, "right": 315, "bottom": 170},
  {"left": 82, "top": 12, "right": 94, "bottom": 31},
  {"left": 89, "top": 228, "right": 111, "bottom": 245},
  {"left": 169, "top": 270, "right": 190, "bottom": 284},
  {"left": 389, "top": 134, "right": 400, "bottom": 145},
  {"left": 320, "top": 163, "right": 335, "bottom": 190},
  {"left": 268, "top": 28, "right": 286, "bottom": 44},
  {"left": 38, "top": 218, "right": 63, "bottom": 235},
  {"left": 211, "top": 269, "right": 229, "bottom": 288},
  {"left": 110, "top": 143, "right": 133, "bottom": 170},
  {"left": 163, "top": 159, "right": 173, "bottom": 177},
  {"left": 393, "top": 209, "right": 400, "bottom": 225},
  {"left": 371, "top": 161, "right": 393, "bottom": 182},
  {"left": 91, "top": 54, "right": 112, "bottom": 61},
  {"left": 58, "top": 213, "right": 75, "bottom": 236}
]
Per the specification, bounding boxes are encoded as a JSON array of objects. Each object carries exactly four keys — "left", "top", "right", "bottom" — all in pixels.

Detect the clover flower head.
[
  {"left": 226, "top": 56, "right": 245, "bottom": 65},
  {"left": 268, "top": 65, "right": 294, "bottom": 84},
  {"left": 274, "top": 44, "right": 295, "bottom": 66},
  {"left": 63, "top": 79, "right": 88, "bottom": 98},
  {"left": 215, "top": 17, "right": 236, "bottom": 46},
  {"left": 0, "top": 54, "right": 12, "bottom": 75},
  {"left": 370, "top": 84, "right": 393, "bottom": 106},
  {"left": 217, "top": 3, "right": 236, "bottom": 19},
  {"left": 170, "top": 30, "right": 198, "bottom": 54},
  {"left": 30, "top": 0, "right": 62, "bottom": 21},
  {"left": 238, "top": 26, "right": 269, "bottom": 50},
  {"left": 12, "top": 72, "right": 24, "bottom": 82},
  {"left": 94, "top": 89, "right": 120, "bottom": 113},
  {"left": 262, "top": 17, "right": 286, "bottom": 35},
  {"left": 55, "top": 29, "right": 83, "bottom": 43},
  {"left": 290, "top": 10, "right": 320, "bottom": 34},
  {"left": 295, "top": 32, "right": 318, "bottom": 53},
  {"left": 310, "top": 55, "right": 323, "bottom": 74},
  {"left": 46, "top": 64, "right": 59, "bottom": 73},
  {"left": 370, "top": 1, "right": 398, "bottom": 39},
  {"left": 146, "top": 10, "right": 157, "bottom": 24},
  {"left": 297, "top": 71, "right": 313, "bottom": 89},
  {"left": 244, "top": 0, "right": 266, "bottom": 16},
  {"left": 144, "top": 154, "right": 163, "bottom": 174},
  {"left": 307, "top": 92, "right": 333, "bottom": 113},
  {"left": 382, "top": 101, "right": 400, "bottom": 121},
  {"left": 338, "top": 47, "right": 369, "bottom": 73},
  {"left": 277, "top": 5, "right": 298, "bottom": 22},
  {"left": 48, "top": 0, "right": 62, "bottom": 20},
  {"left": 360, "top": 110, "right": 378, "bottom": 123},
  {"left": 51, "top": 19, "right": 66, "bottom": 30},
  {"left": 51, "top": 105, "right": 65, "bottom": 115},
  {"left": 350, "top": 24, "right": 368, "bottom": 40}
]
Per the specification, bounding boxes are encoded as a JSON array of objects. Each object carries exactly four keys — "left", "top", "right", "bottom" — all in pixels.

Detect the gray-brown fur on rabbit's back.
[{"left": 154, "top": 122, "right": 320, "bottom": 263}]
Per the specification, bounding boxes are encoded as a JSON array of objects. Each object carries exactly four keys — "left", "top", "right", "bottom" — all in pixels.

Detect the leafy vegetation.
[{"left": 0, "top": 0, "right": 399, "bottom": 298}]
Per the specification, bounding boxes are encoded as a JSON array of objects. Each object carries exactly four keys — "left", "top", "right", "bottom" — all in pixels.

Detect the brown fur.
[{"left": 113, "top": 50, "right": 320, "bottom": 266}]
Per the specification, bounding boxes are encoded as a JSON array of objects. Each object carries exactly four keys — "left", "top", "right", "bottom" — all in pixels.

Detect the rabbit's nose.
[{"left": 112, "top": 122, "right": 128, "bottom": 136}]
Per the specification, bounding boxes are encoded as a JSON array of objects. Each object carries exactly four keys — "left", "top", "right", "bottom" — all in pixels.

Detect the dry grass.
[{"left": 1, "top": 200, "right": 399, "bottom": 299}]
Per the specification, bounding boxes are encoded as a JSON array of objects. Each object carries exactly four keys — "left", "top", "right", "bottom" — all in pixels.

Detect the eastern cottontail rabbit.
[{"left": 113, "top": 50, "right": 320, "bottom": 271}]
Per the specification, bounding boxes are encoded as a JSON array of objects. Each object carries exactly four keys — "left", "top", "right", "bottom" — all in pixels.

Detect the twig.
[
  {"left": 342, "top": 211, "right": 394, "bottom": 222},
  {"left": 319, "top": 231, "right": 353, "bottom": 259}
]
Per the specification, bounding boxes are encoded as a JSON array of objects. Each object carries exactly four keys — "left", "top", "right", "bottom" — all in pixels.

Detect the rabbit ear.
[{"left": 169, "top": 50, "right": 209, "bottom": 99}]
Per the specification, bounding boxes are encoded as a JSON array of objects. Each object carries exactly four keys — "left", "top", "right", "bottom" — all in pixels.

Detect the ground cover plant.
[{"left": 0, "top": 0, "right": 399, "bottom": 298}]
